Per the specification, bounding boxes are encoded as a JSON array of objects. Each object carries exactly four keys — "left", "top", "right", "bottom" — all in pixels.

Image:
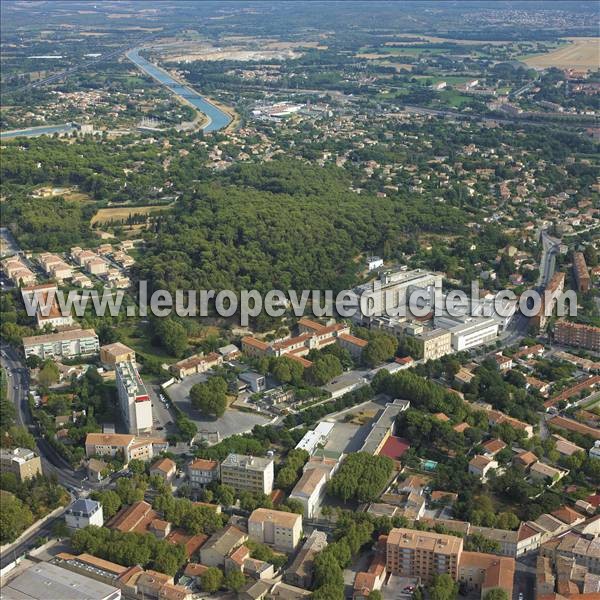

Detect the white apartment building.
[
  {"left": 37, "top": 253, "right": 73, "bottom": 281},
  {"left": 115, "top": 361, "right": 152, "bottom": 435},
  {"left": 65, "top": 498, "right": 104, "bottom": 530},
  {"left": 220, "top": 453, "right": 274, "bottom": 495},
  {"left": 248, "top": 508, "right": 303, "bottom": 551},
  {"left": 0, "top": 447, "right": 42, "bottom": 481},
  {"left": 2, "top": 256, "right": 36, "bottom": 286},
  {"left": 435, "top": 315, "right": 499, "bottom": 351},
  {"left": 22, "top": 328, "right": 99, "bottom": 360},
  {"left": 288, "top": 467, "right": 328, "bottom": 519}
]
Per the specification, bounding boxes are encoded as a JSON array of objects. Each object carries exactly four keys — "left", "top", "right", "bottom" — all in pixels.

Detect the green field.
[
  {"left": 413, "top": 75, "right": 476, "bottom": 85},
  {"left": 432, "top": 89, "right": 473, "bottom": 108}
]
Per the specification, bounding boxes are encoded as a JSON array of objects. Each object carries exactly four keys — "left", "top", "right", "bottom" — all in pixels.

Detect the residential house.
[
  {"left": 169, "top": 352, "right": 223, "bottom": 379},
  {"left": 150, "top": 457, "right": 176, "bottom": 483},
  {"left": 513, "top": 451, "right": 538, "bottom": 470},
  {"left": 458, "top": 552, "right": 515, "bottom": 599},
  {"left": 529, "top": 462, "right": 566, "bottom": 484},
  {"left": 199, "top": 525, "right": 248, "bottom": 567},
  {"left": 481, "top": 439, "right": 507, "bottom": 458},
  {"left": 284, "top": 530, "right": 327, "bottom": 589},
  {"left": 100, "top": 343, "right": 136, "bottom": 369},
  {"left": 65, "top": 498, "right": 104, "bottom": 530},
  {"left": 188, "top": 458, "right": 219, "bottom": 489},
  {"left": 469, "top": 455, "right": 498, "bottom": 482}
]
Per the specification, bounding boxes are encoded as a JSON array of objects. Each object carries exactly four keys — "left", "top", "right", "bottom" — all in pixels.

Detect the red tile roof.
[{"left": 189, "top": 458, "right": 219, "bottom": 471}]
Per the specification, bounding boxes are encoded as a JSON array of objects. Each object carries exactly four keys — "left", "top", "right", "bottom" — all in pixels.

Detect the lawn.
[
  {"left": 117, "top": 321, "right": 181, "bottom": 364},
  {"left": 432, "top": 89, "right": 473, "bottom": 108},
  {"left": 413, "top": 75, "right": 476, "bottom": 86}
]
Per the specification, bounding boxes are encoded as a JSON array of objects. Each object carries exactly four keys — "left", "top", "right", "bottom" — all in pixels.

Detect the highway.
[
  {"left": 400, "top": 105, "right": 591, "bottom": 132},
  {"left": 7, "top": 29, "right": 171, "bottom": 95}
]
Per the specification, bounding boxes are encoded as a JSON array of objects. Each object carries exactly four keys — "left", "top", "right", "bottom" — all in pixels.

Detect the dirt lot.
[
  {"left": 156, "top": 38, "right": 325, "bottom": 63},
  {"left": 523, "top": 37, "right": 599, "bottom": 71}
]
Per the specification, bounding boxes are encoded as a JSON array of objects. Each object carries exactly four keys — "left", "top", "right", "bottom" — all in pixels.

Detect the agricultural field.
[
  {"left": 90, "top": 203, "right": 173, "bottom": 225},
  {"left": 521, "top": 37, "right": 599, "bottom": 70}
]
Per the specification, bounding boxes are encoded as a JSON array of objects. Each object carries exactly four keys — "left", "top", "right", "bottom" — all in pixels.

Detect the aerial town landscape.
[{"left": 0, "top": 2, "right": 599, "bottom": 600}]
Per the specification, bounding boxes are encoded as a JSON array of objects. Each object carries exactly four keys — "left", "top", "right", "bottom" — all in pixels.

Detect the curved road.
[{"left": 0, "top": 342, "right": 91, "bottom": 492}]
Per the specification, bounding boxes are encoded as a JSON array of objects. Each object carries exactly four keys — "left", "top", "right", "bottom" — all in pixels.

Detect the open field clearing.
[
  {"left": 522, "top": 37, "right": 599, "bottom": 70},
  {"left": 384, "top": 34, "right": 510, "bottom": 46},
  {"left": 91, "top": 204, "right": 173, "bottom": 225},
  {"left": 62, "top": 191, "right": 93, "bottom": 203}
]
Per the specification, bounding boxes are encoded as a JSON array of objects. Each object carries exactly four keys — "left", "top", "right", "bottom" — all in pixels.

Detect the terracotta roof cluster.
[
  {"left": 109, "top": 501, "right": 158, "bottom": 533},
  {"left": 514, "top": 344, "right": 544, "bottom": 358},
  {"left": 546, "top": 376, "right": 600, "bottom": 408},
  {"left": 549, "top": 416, "right": 600, "bottom": 440}
]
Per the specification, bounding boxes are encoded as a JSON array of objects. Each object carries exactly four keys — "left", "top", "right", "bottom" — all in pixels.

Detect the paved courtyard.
[{"left": 166, "top": 373, "right": 271, "bottom": 439}]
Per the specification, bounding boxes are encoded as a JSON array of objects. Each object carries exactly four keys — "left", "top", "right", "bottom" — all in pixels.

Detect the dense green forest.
[{"left": 136, "top": 158, "right": 467, "bottom": 294}]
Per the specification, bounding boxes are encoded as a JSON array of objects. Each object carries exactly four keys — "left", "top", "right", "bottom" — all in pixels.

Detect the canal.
[
  {"left": 126, "top": 48, "right": 232, "bottom": 133},
  {"left": 1, "top": 123, "right": 75, "bottom": 140}
]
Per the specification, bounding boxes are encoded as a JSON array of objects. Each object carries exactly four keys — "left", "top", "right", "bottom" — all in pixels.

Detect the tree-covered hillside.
[{"left": 137, "top": 159, "right": 468, "bottom": 293}]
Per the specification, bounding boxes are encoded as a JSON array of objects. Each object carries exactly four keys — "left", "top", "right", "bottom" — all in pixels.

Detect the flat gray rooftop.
[{"left": 1, "top": 562, "right": 119, "bottom": 600}]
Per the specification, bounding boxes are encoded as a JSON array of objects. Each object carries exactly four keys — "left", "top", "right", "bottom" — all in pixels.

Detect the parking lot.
[
  {"left": 383, "top": 575, "right": 419, "bottom": 600},
  {"left": 165, "top": 373, "right": 272, "bottom": 439}
]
